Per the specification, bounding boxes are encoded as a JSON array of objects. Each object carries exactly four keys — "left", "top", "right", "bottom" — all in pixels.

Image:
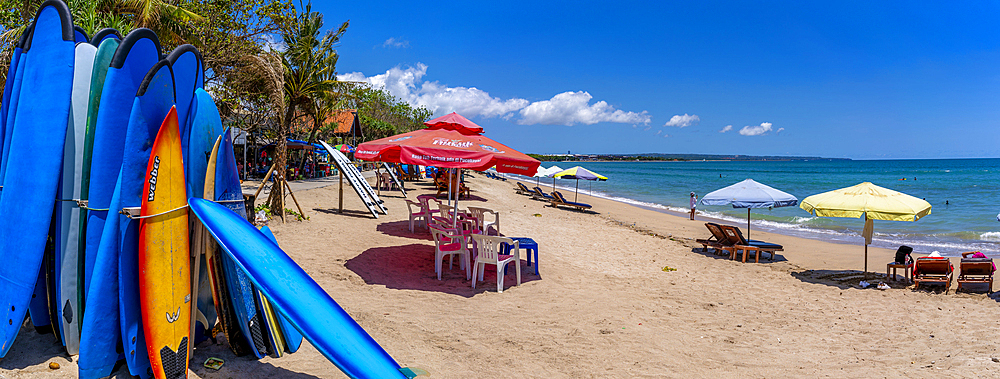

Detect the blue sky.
[{"left": 314, "top": 1, "right": 1000, "bottom": 159}]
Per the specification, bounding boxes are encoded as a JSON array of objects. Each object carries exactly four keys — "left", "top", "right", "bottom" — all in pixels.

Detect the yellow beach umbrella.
[
  {"left": 552, "top": 166, "right": 607, "bottom": 201},
  {"left": 800, "top": 182, "right": 931, "bottom": 277}
]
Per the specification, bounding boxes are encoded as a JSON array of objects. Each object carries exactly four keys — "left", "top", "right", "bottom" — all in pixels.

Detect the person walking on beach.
[{"left": 689, "top": 192, "right": 697, "bottom": 220}]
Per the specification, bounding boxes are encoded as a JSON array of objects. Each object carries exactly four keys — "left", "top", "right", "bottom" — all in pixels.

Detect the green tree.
[{"left": 255, "top": 0, "right": 345, "bottom": 218}]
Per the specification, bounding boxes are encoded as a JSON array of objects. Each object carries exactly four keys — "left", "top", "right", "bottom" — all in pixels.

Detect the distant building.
[{"left": 327, "top": 109, "right": 364, "bottom": 145}]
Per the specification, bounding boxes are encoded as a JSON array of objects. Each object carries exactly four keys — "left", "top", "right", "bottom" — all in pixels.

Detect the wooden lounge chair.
[
  {"left": 695, "top": 223, "right": 731, "bottom": 255},
  {"left": 913, "top": 257, "right": 954, "bottom": 293},
  {"left": 531, "top": 186, "right": 555, "bottom": 201},
  {"left": 549, "top": 191, "right": 592, "bottom": 211},
  {"left": 957, "top": 252, "right": 994, "bottom": 293},
  {"left": 435, "top": 177, "right": 470, "bottom": 198},
  {"left": 718, "top": 225, "right": 783, "bottom": 263},
  {"left": 514, "top": 182, "right": 532, "bottom": 195}
]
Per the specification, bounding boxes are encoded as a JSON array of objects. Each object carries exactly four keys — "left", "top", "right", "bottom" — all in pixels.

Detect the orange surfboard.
[{"left": 139, "top": 107, "right": 191, "bottom": 379}]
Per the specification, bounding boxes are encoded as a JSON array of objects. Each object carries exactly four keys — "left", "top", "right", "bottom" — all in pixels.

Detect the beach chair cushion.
[
  {"left": 746, "top": 240, "right": 783, "bottom": 250},
  {"left": 533, "top": 187, "right": 554, "bottom": 200}
]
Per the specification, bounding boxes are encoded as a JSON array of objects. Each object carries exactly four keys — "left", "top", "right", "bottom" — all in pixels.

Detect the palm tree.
[
  {"left": 266, "top": 0, "right": 347, "bottom": 219},
  {"left": 0, "top": 0, "right": 203, "bottom": 82}
]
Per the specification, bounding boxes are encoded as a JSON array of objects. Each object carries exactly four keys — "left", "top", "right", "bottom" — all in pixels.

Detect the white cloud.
[
  {"left": 719, "top": 125, "right": 733, "bottom": 133},
  {"left": 517, "top": 91, "right": 651, "bottom": 126},
  {"left": 339, "top": 64, "right": 527, "bottom": 119},
  {"left": 777, "top": 127, "right": 785, "bottom": 134},
  {"left": 262, "top": 34, "right": 286, "bottom": 52},
  {"left": 664, "top": 114, "right": 700, "bottom": 127},
  {"left": 643, "top": 126, "right": 651, "bottom": 131},
  {"left": 656, "top": 130, "right": 662, "bottom": 135},
  {"left": 340, "top": 64, "right": 650, "bottom": 125},
  {"left": 381, "top": 37, "right": 410, "bottom": 48},
  {"left": 739, "top": 122, "right": 773, "bottom": 136}
]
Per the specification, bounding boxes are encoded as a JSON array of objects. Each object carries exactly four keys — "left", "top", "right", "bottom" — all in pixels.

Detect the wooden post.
[
  {"left": 339, "top": 170, "right": 344, "bottom": 213},
  {"left": 282, "top": 177, "right": 305, "bottom": 220},
  {"left": 278, "top": 174, "right": 286, "bottom": 223},
  {"left": 253, "top": 165, "right": 276, "bottom": 199}
]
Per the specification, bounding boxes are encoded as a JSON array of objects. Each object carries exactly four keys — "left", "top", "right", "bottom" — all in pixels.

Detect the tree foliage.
[{"left": 340, "top": 82, "right": 432, "bottom": 141}]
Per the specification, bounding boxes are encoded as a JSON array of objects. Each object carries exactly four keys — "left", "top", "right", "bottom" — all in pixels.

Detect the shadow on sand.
[
  {"left": 376, "top": 220, "right": 432, "bottom": 241},
  {"left": 790, "top": 269, "right": 927, "bottom": 291},
  {"left": 312, "top": 207, "right": 379, "bottom": 219},
  {"left": 688, "top": 247, "right": 788, "bottom": 263},
  {"left": 345, "top": 243, "right": 540, "bottom": 297}
]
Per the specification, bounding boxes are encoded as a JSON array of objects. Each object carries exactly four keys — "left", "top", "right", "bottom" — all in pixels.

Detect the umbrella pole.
[
  {"left": 747, "top": 208, "right": 751, "bottom": 240},
  {"left": 575, "top": 178, "right": 580, "bottom": 202},
  {"left": 453, "top": 169, "right": 460, "bottom": 231},
  {"left": 864, "top": 243, "right": 869, "bottom": 280}
]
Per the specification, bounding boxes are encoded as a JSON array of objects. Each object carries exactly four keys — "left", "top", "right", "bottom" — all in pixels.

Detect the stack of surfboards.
[{"left": 0, "top": 2, "right": 412, "bottom": 379}]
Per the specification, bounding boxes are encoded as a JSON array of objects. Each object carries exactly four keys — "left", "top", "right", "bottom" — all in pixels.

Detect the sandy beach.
[{"left": 2, "top": 172, "right": 1000, "bottom": 378}]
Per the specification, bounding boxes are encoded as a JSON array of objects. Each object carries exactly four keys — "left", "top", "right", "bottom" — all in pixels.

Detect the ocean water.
[{"left": 515, "top": 159, "right": 1000, "bottom": 257}]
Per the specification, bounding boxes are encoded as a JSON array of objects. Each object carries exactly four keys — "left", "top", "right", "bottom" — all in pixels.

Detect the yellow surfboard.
[{"left": 139, "top": 107, "right": 191, "bottom": 379}]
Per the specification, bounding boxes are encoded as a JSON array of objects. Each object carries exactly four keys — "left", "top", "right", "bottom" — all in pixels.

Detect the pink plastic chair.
[{"left": 429, "top": 224, "right": 471, "bottom": 280}]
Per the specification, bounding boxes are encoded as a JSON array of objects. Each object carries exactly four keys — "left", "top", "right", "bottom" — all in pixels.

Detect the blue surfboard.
[
  {"left": 0, "top": 0, "right": 75, "bottom": 357},
  {"left": 73, "top": 26, "right": 89, "bottom": 44},
  {"left": 89, "top": 28, "right": 120, "bottom": 47},
  {"left": 257, "top": 227, "right": 303, "bottom": 354},
  {"left": 111, "top": 59, "right": 175, "bottom": 378},
  {"left": 167, "top": 45, "right": 217, "bottom": 347},
  {"left": 78, "top": 28, "right": 160, "bottom": 378},
  {"left": 215, "top": 128, "right": 268, "bottom": 358},
  {"left": 80, "top": 33, "right": 120, "bottom": 300},
  {"left": 190, "top": 198, "right": 407, "bottom": 379},
  {"left": 0, "top": 25, "right": 28, "bottom": 155},
  {"left": 0, "top": 24, "right": 32, "bottom": 185},
  {"left": 3, "top": 27, "right": 50, "bottom": 334},
  {"left": 164, "top": 44, "right": 203, "bottom": 176}
]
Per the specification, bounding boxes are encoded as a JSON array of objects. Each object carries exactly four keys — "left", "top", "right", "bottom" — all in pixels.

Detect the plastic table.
[{"left": 504, "top": 237, "right": 539, "bottom": 275}]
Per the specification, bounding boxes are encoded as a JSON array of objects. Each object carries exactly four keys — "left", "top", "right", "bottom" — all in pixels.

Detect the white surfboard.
[
  {"left": 319, "top": 141, "right": 380, "bottom": 218},
  {"left": 57, "top": 41, "right": 97, "bottom": 355}
]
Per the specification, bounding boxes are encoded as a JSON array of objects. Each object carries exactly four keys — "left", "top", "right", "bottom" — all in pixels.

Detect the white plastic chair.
[
  {"left": 470, "top": 234, "right": 520, "bottom": 292},
  {"left": 467, "top": 206, "right": 500, "bottom": 235},
  {"left": 405, "top": 200, "right": 427, "bottom": 232},
  {"left": 429, "top": 224, "right": 471, "bottom": 280},
  {"left": 416, "top": 195, "right": 441, "bottom": 217}
]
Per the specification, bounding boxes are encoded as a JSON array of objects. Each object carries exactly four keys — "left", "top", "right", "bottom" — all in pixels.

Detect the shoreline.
[{"left": 506, "top": 171, "right": 994, "bottom": 258}]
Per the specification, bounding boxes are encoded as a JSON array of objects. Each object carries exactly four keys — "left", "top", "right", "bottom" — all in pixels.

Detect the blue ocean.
[{"left": 518, "top": 159, "right": 1000, "bottom": 257}]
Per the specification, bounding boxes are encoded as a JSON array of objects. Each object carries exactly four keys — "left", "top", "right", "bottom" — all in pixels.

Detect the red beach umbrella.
[
  {"left": 356, "top": 128, "right": 539, "bottom": 176},
  {"left": 424, "top": 112, "right": 484, "bottom": 135},
  {"left": 358, "top": 118, "right": 539, "bottom": 230}
]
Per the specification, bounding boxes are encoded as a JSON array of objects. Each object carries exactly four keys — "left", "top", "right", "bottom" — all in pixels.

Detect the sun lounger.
[
  {"left": 515, "top": 182, "right": 532, "bottom": 195},
  {"left": 531, "top": 186, "right": 555, "bottom": 201},
  {"left": 695, "top": 223, "right": 731, "bottom": 255},
  {"left": 957, "top": 252, "right": 994, "bottom": 293},
  {"left": 435, "top": 177, "right": 470, "bottom": 198},
  {"left": 913, "top": 257, "right": 954, "bottom": 293},
  {"left": 549, "top": 191, "right": 592, "bottom": 211},
  {"left": 718, "top": 225, "right": 783, "bottom": 263}
]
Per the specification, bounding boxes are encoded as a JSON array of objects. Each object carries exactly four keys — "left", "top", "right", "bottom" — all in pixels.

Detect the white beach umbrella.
[{"left": 701, "top": 179, "right": 798, "bottom": 240}]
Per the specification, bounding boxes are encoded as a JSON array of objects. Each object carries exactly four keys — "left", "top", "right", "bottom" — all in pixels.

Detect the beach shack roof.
[{"left": 327, "top": 109, "right": 363, "bottom": 138}]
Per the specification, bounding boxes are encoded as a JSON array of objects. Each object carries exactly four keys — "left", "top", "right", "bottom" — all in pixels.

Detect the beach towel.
[{"left": 862, "top": 218, "right": 874, "bottom": 245}]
